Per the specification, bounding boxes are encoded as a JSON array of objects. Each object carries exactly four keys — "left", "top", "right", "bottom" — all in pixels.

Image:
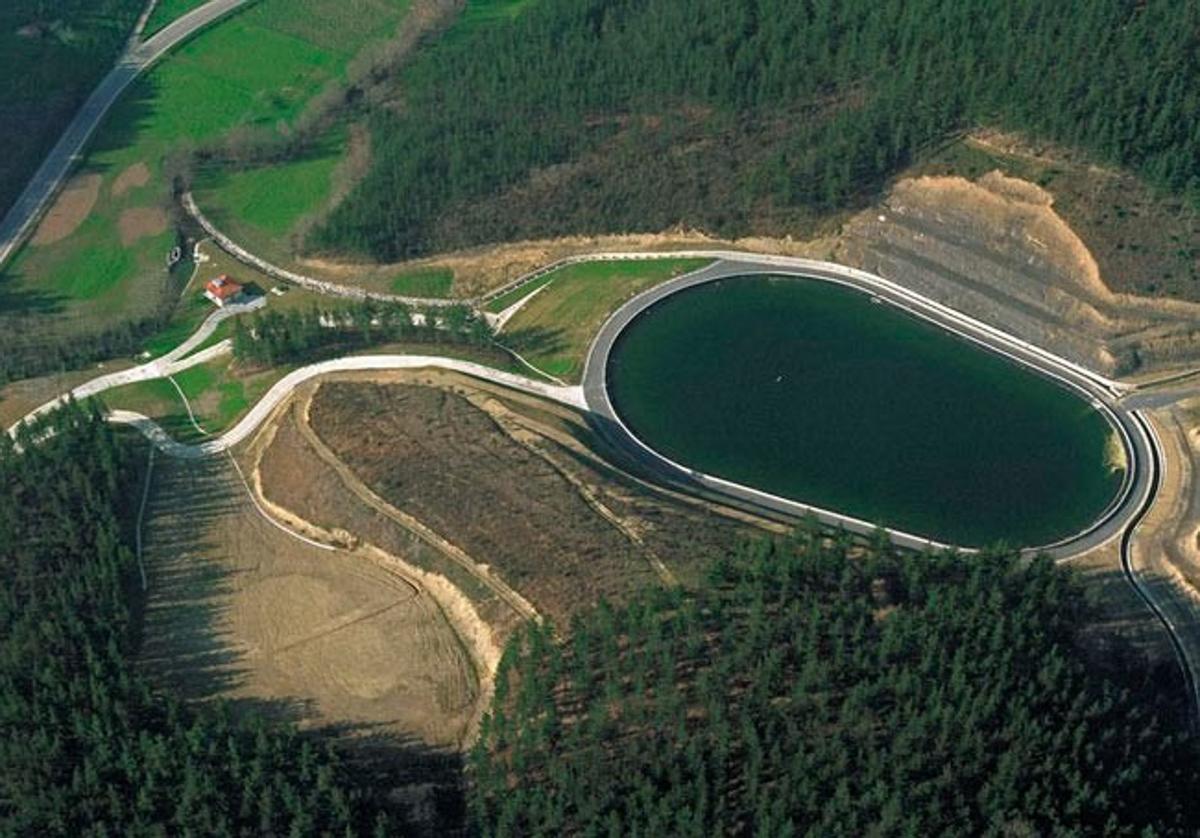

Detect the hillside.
[
  {"left": 312, "top": 0, "right": 1200, "bottom": 260},
  {"left": 0, "top": 0, "right": 142, "bottom": 218},
  {"left": 472, "top": 532, "right": 1197, "bottom": 835}
]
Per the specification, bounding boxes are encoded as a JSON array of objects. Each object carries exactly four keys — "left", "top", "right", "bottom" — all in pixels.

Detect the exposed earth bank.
[{"left": 837, "top": 171, "right": 1200, "bottom": 379}]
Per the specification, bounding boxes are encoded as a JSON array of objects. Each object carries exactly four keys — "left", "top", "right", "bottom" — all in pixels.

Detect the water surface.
[{"left": 607, "top": 275, "right": 1122, "bottom": 546}]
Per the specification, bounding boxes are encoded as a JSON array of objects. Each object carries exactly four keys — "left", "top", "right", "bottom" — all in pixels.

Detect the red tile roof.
[{"left": 205, "top": 275, "right": 243, "bottom": 300}]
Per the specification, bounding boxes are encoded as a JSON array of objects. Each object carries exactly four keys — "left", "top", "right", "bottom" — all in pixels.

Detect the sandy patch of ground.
[
  {"left": 31, "top": 173, "right": 101, "bottom": 245},
  {"left": 139, "top": 452, "right": 481, "bottom": 750},
  {"left": 111, "top": 161, "right": 150, "bottom": 198},
  {"left": 118, "top": 205, "right": 168, "bottom": 245}
]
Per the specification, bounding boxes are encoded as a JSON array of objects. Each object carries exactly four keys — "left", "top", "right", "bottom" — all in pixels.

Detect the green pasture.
[
  {"left": 143, "top": 0, "right": 210, "bottom": 36},
  {"left": 500, "top": 258, "right": 711, "bottom": 381},
  {"left": 390, "top": 267, "right": 454, "bottom": 297},
  {"left": 1, "top": 0, "right": 410, "bottom": 343}
]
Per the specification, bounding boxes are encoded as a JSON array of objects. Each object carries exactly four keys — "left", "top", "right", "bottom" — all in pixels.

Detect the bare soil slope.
[
  {"left": 138, "top": 453, "right": 481, "bottom": 749},
  {"left": 840, "top": 165, "right": 1200, "bottom": 377},
  {"left": 308, "top": 381, "right": 659, "bottom": 626}
]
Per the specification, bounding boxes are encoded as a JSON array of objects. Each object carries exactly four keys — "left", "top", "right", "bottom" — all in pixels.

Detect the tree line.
[
  {"left": 311, "top": 0, "right": 1200, "bottom": 260},
  {"left": 470, "top": 527, "right": 1197, "bottom": 835},
  {"left": 0, "top": 405, "right": 401, "bottom": 834},
  {"left": 231, "top": 299, "right": 494, "bottom": 366}
]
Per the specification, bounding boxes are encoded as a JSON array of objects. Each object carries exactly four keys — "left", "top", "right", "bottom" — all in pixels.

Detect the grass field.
[
  {"left": 0, "top": 0, "right": 411, "bottom": 348},
  {"left": 499, "top": 258, "right": 711, "bottom": 381},
  {"left": 390, "top": 266, "right": 454, "bottom": 297},
  {"left": 102, "top": 354, "right": 288, "bottom": 440},
  {"left": 188, "top": 0, "right": 540, "bottom": 286},
  {"left": 485, "top": 270, "right": 559, "bottom": 313},
  {"left": 143, "top": 0, "right": 211, "bottom": 36},
  {"left": 192, "top": 127, "right": 347, "bottom": 258}
]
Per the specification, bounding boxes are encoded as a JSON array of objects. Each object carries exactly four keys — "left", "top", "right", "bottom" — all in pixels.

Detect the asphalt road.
[
  {"left": 580, "top": 256, "right": 1151, "bottom": 558},
  {"left": 0, "top": 0, "right": 251, "bottom": 270},
  {"left": 8, "top": 296, "right": 262, "bottom": 434},
  {"left": 104, "top": 355, "right": 585, "bottom": 458}
]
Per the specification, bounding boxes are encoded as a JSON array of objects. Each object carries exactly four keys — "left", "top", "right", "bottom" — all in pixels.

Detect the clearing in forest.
[{"left": 139, "top": 452, "right": 481, "bottom": 748}]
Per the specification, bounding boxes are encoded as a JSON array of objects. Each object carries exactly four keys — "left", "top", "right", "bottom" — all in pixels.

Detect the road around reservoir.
[
  {"left": 581, "top": 256, "right": 1149, "bottom": 559},
  {"left": 0, "top": 0, "right": 251, "bottom": 271}
]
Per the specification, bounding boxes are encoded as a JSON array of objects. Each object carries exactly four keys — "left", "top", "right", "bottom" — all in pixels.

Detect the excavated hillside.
[{"left": 838, "top": 170, "right": 1200, "bottom": 378}]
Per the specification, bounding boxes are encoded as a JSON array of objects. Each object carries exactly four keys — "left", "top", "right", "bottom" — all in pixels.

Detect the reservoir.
[{"left": 606, "top": 275, "right": 1123, "bottom": 547}]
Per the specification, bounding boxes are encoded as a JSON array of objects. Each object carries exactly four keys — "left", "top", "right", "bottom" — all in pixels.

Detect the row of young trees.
[
  {"left": 231, "top": 299, "right": 494, "bottom": 366},
  {"left": 0, "top": 312, "right": 171, "bottom": 385},
  {"left": 0, "top": 405, "right": 400, "bottom": 834},
  {"left": 313, "top": 0, "right": 1200, "bottom": 259},
  {"left": 470, "top": 528, "right": 1197, "bottom": 835}
]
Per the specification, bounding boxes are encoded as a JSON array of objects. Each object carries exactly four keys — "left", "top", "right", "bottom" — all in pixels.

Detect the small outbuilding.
[{"left": 204, "top": 275, "right": 245, "bottom": 307}]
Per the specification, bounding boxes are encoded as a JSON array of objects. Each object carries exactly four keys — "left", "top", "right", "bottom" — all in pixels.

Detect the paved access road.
[
  {"left": 580, "top": 255, "right": 1150, "bottom": 559},
  {"left": 105, "top": 355, "right": 585, "bottom": 458},
  {"left": 0, "top": 0, "right": 251, "bottom": 270},
  {"left": 8, "top": 296, "right": 262, "bottom": 434}
]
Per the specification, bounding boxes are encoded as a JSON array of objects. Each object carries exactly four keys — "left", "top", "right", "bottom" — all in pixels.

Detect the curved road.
[
  {"left": 103, "top": 354, "right": 584, "bottom": 458},
  {"left": 8, "top": 296, "right": 263, "bottom": 434},
  {"left": 0, "top": 0, "right": 251, "bottom": 270}
]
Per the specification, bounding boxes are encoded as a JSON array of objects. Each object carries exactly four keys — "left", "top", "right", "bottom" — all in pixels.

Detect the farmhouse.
[{"left": 204, "top": 275, "right": 244, "bottom": 307}]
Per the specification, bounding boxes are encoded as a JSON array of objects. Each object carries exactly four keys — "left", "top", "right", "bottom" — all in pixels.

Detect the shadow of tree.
[
  {"left": 501, "top": 323, "right": 567, "bottom": 358},
  {"left": 138, "top": 454, "right": 251, "bottom": 701},
  {"left": 322, "top": 720, "right": 469, "bottom": 836}
]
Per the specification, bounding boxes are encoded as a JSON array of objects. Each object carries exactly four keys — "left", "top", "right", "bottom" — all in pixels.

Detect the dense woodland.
[
  {"left": 0, "top": 406, "right": 399, "bottom": 834},
  {"left": 471, "top": 530, "right": 1197, "bottom": 836},
  {"left": 0, "top": 309, "right": 171, "bottom": 386},
  {"left": 0, "top": 0, "right": 142, "bottom": 216},
  {"left": 313, "top": 0, "right": 1200, "bottom": 259},
  {"left": 231, "top": 299, "right": 493, "bottom": 366}
]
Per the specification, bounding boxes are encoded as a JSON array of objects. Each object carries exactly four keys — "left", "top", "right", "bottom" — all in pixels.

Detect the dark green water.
[{"left": 607, "top": 275, "right": 1123, "bottom": 547}]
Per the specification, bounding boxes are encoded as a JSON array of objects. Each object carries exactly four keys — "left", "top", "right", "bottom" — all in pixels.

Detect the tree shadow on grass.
[
  {"left": 500, "top": 323, "right": 567, "bottom": 358},
  {"left": 0, "top": 263, "right": 66, "bottom": 318},
  {"left": 83, "top": 73, "right": 168, "bottom": 171},
  {"left": 138, "top": 454, "right": 253, "bottom": 702}
]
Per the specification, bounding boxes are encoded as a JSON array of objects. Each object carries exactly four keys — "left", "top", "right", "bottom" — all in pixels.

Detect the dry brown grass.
[
  {"left": 298, "top": 228, "right": 840, "bottom": 298},
  {"left": 31, "top": 173, "right": 101, "bottom": 245},
  {"left": 139, "top": 450, "right": 483, "bottom": 749},
  {"left": 307, "top": 380, "right": 659, "bottom": 626},
  {"left": 111, "top": 161, "right": 150, "bottom": 198}
]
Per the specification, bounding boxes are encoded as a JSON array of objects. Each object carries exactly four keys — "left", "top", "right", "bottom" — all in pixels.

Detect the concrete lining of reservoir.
[{"left": 581, "top": 255, "right": 1149, "bottom": 557}]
